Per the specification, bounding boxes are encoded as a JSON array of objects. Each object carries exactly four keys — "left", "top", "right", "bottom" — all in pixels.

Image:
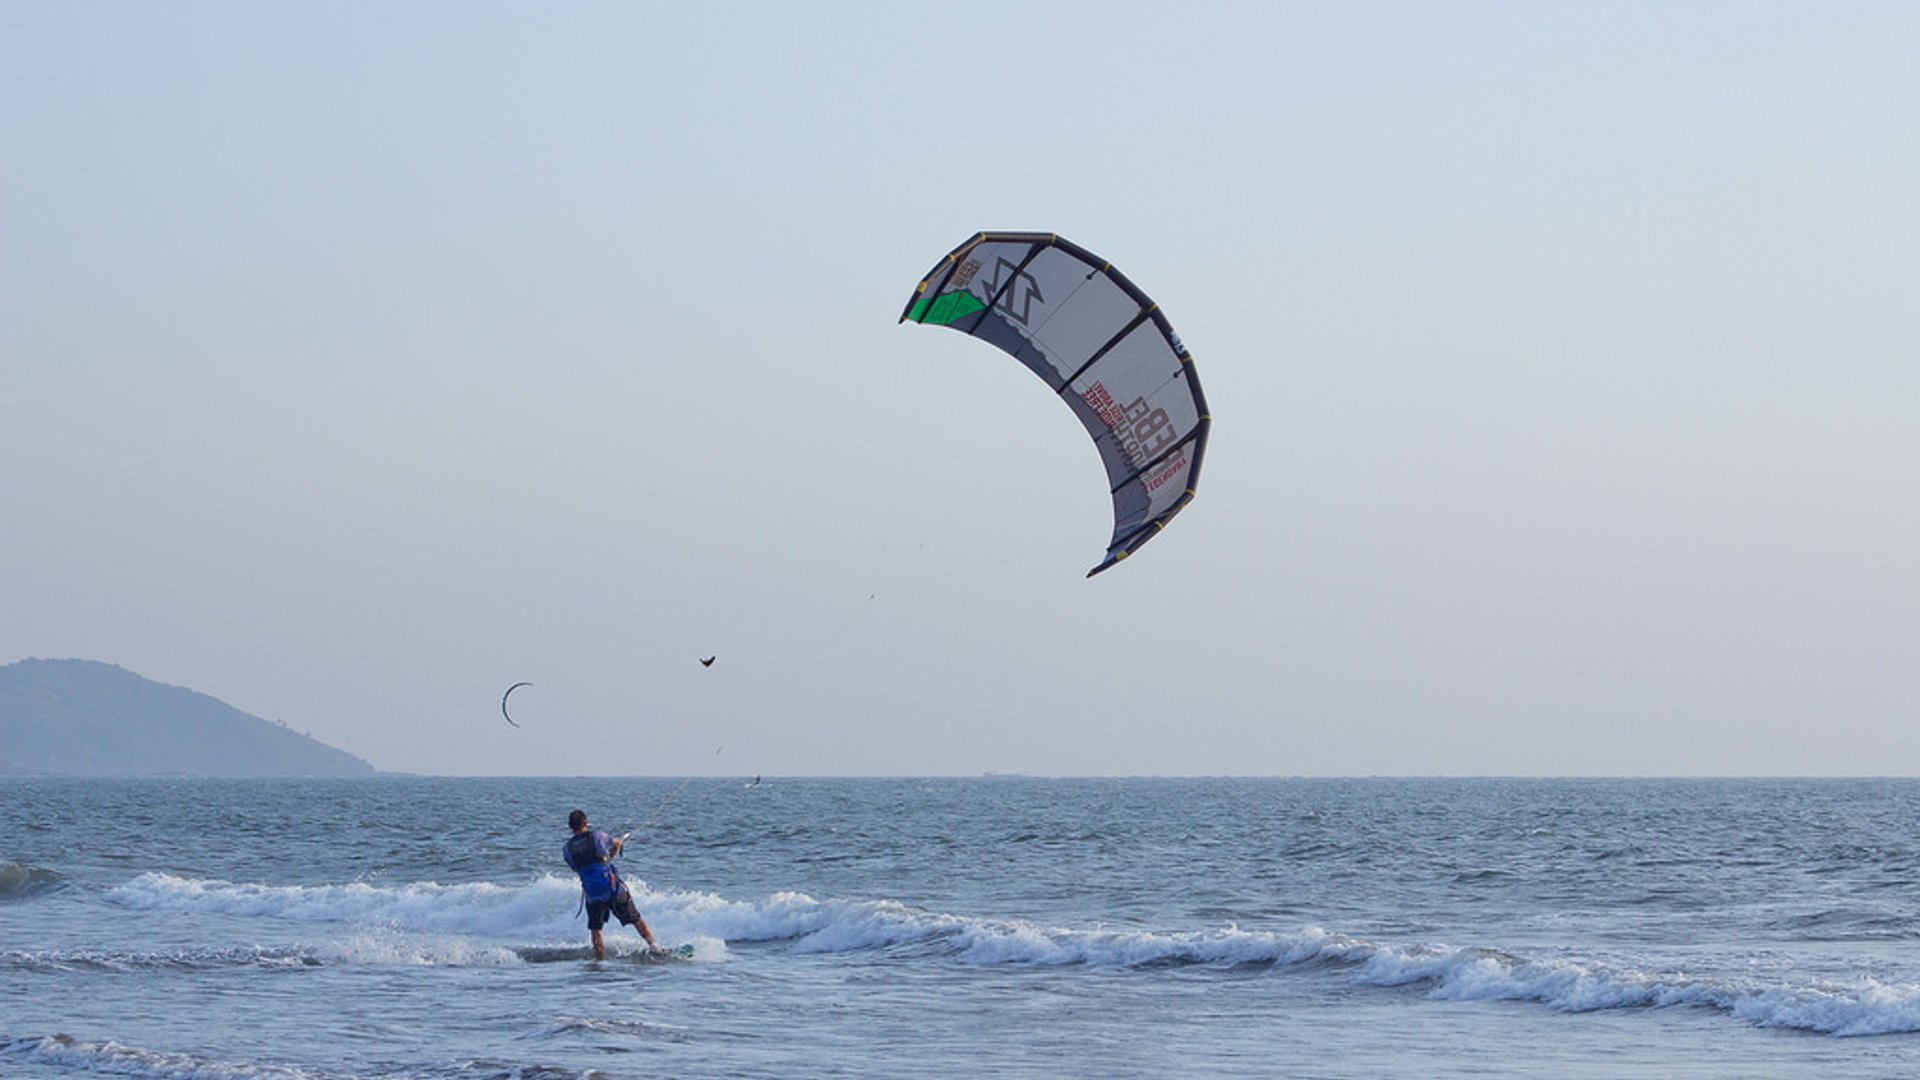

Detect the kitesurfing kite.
[
  {"left": 500, "top": 681, "right": 533, "bottom": 728},
  {"left": 900, "top": 232, "right": 1210, "bottom": 576}
]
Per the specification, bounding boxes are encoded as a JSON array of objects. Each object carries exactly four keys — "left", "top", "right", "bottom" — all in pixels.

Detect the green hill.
[{"left": 0, "top": 658, "right": 375, "bottom": 777}]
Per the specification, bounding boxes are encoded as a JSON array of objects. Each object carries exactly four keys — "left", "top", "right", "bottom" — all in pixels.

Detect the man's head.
[{"left": 568, "top": 809, "right": 588, "bottom": 833}]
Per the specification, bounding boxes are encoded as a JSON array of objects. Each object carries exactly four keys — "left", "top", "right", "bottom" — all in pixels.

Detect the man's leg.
[
  {"left": 616, "top": 890, "right": 660, "bottom": 951},
  {"left": 590, "top": 927, "right": 606, "bottom": 961}
]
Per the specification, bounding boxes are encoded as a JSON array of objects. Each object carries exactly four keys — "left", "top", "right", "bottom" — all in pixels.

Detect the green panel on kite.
[{"left": 907, "top": 291, "right": 987, "bottom": 326}]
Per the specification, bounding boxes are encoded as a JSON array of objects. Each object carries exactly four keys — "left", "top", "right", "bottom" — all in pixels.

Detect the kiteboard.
[{"left": 518, "top": 943, "right": 695, "bottom": 964}]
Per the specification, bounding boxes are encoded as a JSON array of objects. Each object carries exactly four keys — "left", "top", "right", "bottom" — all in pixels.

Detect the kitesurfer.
[{"left": 563, "top": 809, "right": 661, "bottom": 960}]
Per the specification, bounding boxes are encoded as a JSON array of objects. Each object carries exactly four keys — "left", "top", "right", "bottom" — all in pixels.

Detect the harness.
[{"left": 565, "top": 831, "right": 621, "bottom": 904}]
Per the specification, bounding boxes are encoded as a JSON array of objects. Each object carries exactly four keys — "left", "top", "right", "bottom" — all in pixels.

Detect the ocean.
[{"left": 4, "top": 776, "right": 1919, "bottom": 1078}]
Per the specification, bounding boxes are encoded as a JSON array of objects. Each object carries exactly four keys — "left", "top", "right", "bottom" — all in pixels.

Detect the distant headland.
[{"left": 0, "top": 657, "right": 375, "bottom": 778}]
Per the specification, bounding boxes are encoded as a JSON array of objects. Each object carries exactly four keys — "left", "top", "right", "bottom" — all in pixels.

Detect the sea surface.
[{"left": 4, "top": 776, "right": 1920, "bottom": 1078}]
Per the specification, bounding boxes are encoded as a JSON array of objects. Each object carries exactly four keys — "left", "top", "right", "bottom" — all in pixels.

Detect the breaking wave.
[
  {"left": 0, "top": 862, "right": 64, "bottom": 902},
  {"left": 0, "top": 1034, "right": 333, "bottom": 1080},
  {"left": 91, "top": 871, "right": 1920, "bottom": 1036}
]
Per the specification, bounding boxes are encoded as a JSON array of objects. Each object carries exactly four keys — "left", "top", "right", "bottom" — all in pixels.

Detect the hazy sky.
[{"left": 4, "top": 2, "right": 1916, "bottom": 777}]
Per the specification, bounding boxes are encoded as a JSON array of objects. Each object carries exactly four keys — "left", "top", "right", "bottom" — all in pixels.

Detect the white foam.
[
  {"left": 1729, "top": 977, "right": 1920, "bottom": 1037},
  {"left": 1332, "top": 936, "right": 1920, "bottom": 1036},
  {"left": 97, "top": 873, "right": 1920, "bottom": 1034},
  {"left": 107, "top": 872, "right": 588, "bottom": 941}
]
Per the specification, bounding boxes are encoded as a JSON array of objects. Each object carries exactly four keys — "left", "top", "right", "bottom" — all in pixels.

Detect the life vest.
[{"left": 565, "top": 831, "right": 620, "bottom": 903}]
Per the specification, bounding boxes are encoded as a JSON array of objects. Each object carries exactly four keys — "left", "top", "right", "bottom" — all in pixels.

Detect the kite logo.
[
  {"left": 1120, "top": 395, "right": 1178, "bottom": 475},
  {"left": 1082, "top": 383, "right": 1177, "bottom": 473},
  {"left": 987, "top": 257, "right": 1045, "bottom": 325},
  {"left": 951, "top": 258, "right": 982, "bottom": 290},
  {"left": 1143, "top": 450, "right": 1188, "bottom": 494}
]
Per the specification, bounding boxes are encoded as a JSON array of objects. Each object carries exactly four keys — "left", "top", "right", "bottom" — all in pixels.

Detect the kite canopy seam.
[{"left": 901, "top": 232, "right": 1211, "bottom": 576}]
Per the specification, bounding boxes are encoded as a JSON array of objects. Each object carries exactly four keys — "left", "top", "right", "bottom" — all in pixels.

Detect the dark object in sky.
[
  {"left": 700, "top": 657, "right": 715, "bottom": 668},
  {"left": 901, "top": 232, "right": 1211, "bottom": 576},
  {"left": 500, "top": 681, "right": 533, "bottom": 728}
]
